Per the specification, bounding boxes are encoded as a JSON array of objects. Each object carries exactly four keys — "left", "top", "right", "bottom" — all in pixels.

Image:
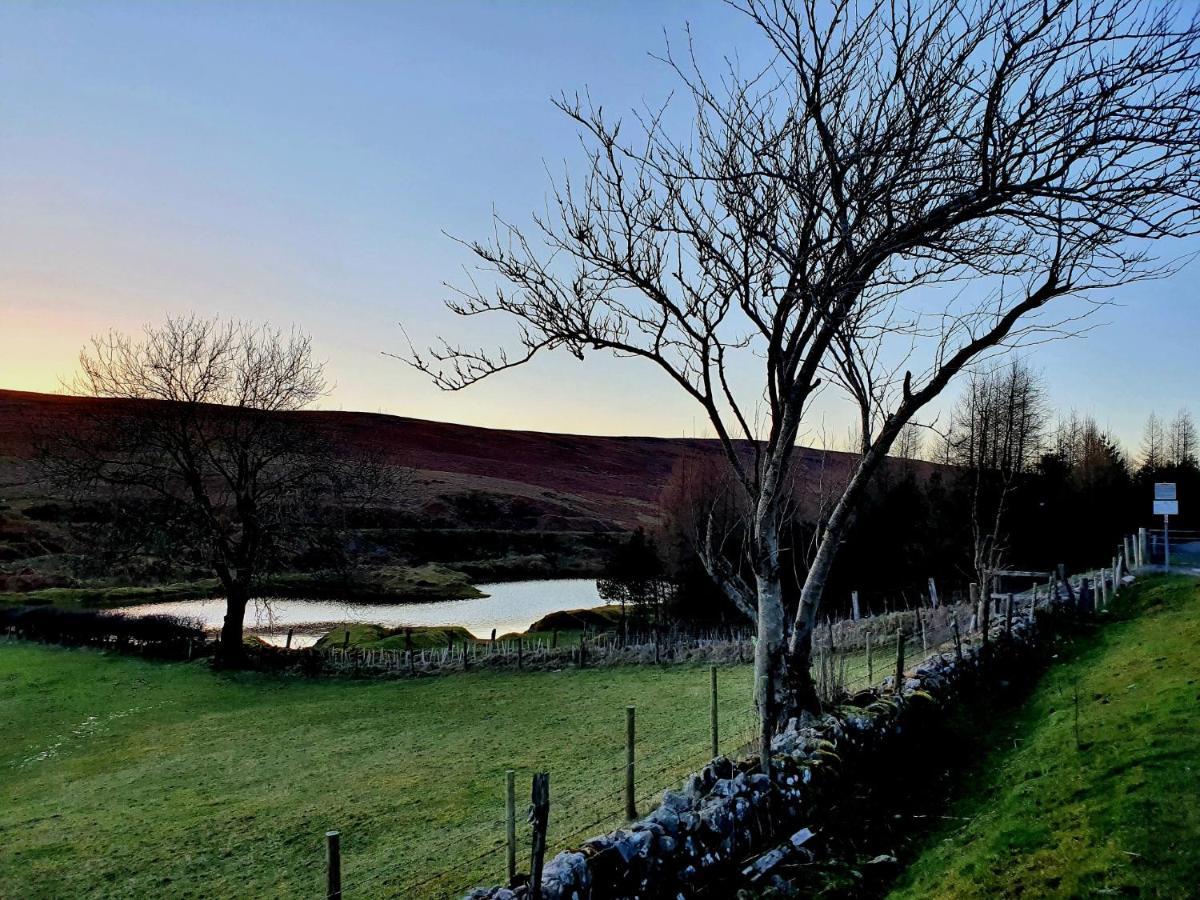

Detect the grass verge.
[{"left": 887, "top": 574, "right": 1200, "bottom": 899}]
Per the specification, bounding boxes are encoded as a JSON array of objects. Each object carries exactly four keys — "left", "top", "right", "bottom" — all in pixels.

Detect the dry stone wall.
[{"left": 465, "top": 582, "right": 1096, "bottom": 900}]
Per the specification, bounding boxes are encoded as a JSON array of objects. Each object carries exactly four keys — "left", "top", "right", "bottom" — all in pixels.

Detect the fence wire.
[{"left": 327, "top": 562, "right": 1129, "bottom": 899}]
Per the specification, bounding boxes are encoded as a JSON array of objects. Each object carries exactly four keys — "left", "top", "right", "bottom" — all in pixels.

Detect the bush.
[{"left": 0, "top": 606, "right": 206, "bottom": 659}]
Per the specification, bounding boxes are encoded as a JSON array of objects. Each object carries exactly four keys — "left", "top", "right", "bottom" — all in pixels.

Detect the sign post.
[{"left": 1154, "top": 483, "right": 1179, "bottom": 570}]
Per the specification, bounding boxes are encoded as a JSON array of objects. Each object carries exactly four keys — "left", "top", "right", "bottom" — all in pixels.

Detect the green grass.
[
  {"left": 0, "top": 580, "right": 222, "bottom": 608},
  {"left": 889, "top": 574, "right": 1200, "bottom": 899},
  {"left": 311, "top": 622, "right": 478, "bottom": 651},
  {"left": 0, "top": 564, "right": 483, "bottom": 609},
  {"left": 0, "top": 644, "right": 756, "bottom": 899}
]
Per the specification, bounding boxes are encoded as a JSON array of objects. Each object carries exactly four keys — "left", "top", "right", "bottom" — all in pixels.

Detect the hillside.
[{"left": 0, "top": 388, "right": 908, "bottom": 597}]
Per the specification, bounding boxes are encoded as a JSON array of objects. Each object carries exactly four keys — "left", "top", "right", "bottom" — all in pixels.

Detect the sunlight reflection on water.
[{"left": 110, "top": 579, "right": 603, "bottom": 645}]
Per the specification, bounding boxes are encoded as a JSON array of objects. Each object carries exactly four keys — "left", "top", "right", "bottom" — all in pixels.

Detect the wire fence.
[{"left": 319, "top": 540, "right": 1143, "bottom": 900}]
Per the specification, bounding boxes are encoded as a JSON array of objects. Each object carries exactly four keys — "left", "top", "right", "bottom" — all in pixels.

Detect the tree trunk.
[
  {"left": 753, "top": 571, "right": 793, "bottom": 731},
  {"left": 218, "top": 582, "right": 250, "bottom": 665}
]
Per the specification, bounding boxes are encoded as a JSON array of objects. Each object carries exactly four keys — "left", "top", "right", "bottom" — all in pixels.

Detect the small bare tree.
[
  {"left": 408, "top": 0, "right": 1200, "bottom": 720},
  {"left": 50, "top": 316, "right": 342, "bottom": 663}
]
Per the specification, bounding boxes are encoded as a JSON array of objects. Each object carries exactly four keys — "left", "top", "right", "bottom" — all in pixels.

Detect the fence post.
[
  {"left": 866, "top": 631, "right": 874, "bottom": 684},
  {"left": 285, "top": 628, "right": 293, "bottom": 650},
  {"left": 1005, "top": 593, "right": 1014, "bottom": 636},
  {"left": 1139, "top": 527, "right": 1147, "bottom": 568},
  {"left": 969, "top": 582, "right": 980, "bottom": 635},
  {"left": 517, "top": 637, "right": 523, "bottom": 670},
  {"left": 529, "top": 773, "right": 550, "bottom": 900},
  {"left": 928, "top": 577, "right": 940, "bottom": 609},
  {"left": 1080, "top": 576, "right": 1092, "bottom": 617},
  {"left": 1096, "top": 569, "right": 1106, "bottom": 610},
  {"left": 918, "top": 606, "right": 928, "bottom": 652},
  {"left": 625, "top": 706, "right": 637, "bottom": 820},
  {"left": 710, "top": 665, "right": 719, "bottom": 759},
  {"left": 851, "top": 590, "right": 860, "bottom": 621},
  {"left": 951, "top": 614, "right": 963, "bottom": 663},
  {"left": 579, "top": 634, "right": 586, "bottom": 669},
  {"left": 894, "top": 629, "right": 906, "bottom": 694},
  {"left": 980, "top": 582, "right": 991, "bottom": 644},
  {"left": 325, "top": 830, "right": 341, "bottom": 900},
  {"left": 342, "top": 630, "right": 350, "bottom": 650},
  {"left": 505, "top": 769, "right": 517, "bottom": 885}
]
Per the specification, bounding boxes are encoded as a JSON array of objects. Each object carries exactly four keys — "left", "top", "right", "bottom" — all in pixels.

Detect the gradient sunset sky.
[{"left": 1, "top": 1, "right": 1196, "bottom": 450}]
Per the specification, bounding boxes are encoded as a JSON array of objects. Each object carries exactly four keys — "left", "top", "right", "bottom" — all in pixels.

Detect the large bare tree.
[
  {"left": 53, "top": 316, "right": 339, "bottom": 662},
  {"left": 409, "top": 0, "right": 1200, "bottom": 720}
]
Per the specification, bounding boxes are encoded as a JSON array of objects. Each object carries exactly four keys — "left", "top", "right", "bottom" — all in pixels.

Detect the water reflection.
[{"left": 111, "top": 579, "right": 604, "bottom": 645}]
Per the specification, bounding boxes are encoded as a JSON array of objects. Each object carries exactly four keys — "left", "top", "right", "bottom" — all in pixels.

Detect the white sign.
[
  {"left": 1154, "top": 499, "right": 1179, "bottom": 516},
  {"left": 1155, "top": 482, "right": 1177, "bottom": 501}
]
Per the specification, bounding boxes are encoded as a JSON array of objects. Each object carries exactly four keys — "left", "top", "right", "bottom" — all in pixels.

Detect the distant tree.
[
  {"left": 410, "top": 0, "right": 1200, "bottom": 720},
  {"left": 1169, "top": 409, "right": 1198, "bottom": 469},
  {"left": 892, "top": 423, "right": 925, "bottom": 463},
  {"left": 48, "top": 316, "right": 373, "bottom": 663},
  {"left": 944, "top": 362, "right": 1047, "bottom": 589},
  {"left": 1140, "top": 413, "right": 1168, "bottom": 472},
  {"left": 597, "top": 528, "right": 675, "bottom": 628}
]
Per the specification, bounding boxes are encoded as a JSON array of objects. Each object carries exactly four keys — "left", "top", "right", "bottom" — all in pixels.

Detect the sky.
[{"left": 1, "top": 1, "right": 1197, "bottom": 453}]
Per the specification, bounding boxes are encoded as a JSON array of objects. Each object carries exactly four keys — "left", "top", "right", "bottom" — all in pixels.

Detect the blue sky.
[{"left": 1, "top": 1, "right": 1196, "bottom": 452}]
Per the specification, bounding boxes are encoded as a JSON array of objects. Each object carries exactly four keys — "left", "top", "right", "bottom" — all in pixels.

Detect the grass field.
[
  {"left": 0, "top": 644, "right": 756, "bottom": 899},
  {"left": 888, "top": 574, "right": 1200, "bottom": 899}
]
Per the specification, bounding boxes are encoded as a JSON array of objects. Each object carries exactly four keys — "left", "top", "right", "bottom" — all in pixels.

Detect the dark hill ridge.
[
  {"left": 0, "top": 388, "right": 900, "bottom": 530},
  {"left": 0, "top": 388, "right": 934, "bottom": 593}
]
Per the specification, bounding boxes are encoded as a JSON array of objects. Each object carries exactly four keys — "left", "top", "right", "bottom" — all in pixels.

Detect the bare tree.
[
  {"left": 1169, "top": 409, "right": 1198, "bottom": 468},
  {"left": 943, "top": 362, "right": 1047, "bottom": 591},
  {"left": 408, "top": 0, "right": 1200, "bottom": 720},
  {"left": 50, "top": 316, "right": 343, "bottom": 663},
  {"left": 892, "top": 423, "right": 925, "bottom": 462},
  {"left": 1140, "top": 412, "right": 1167, "bottom": 471}
]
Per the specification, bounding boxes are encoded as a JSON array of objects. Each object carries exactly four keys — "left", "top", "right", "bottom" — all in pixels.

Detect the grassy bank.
[
  {"left": 0, "top": 643, "right": 756, "bottom": 898},
  {"left": 0, "top": 563, "right": 483, "bottom": 609},
  {"left": 888, "top": 574, "right": 1200, "bottom": 898}
]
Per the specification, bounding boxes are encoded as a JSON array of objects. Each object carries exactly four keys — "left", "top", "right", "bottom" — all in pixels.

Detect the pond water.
[{"left": 110, "top": 579, "right": 604, "bottom": 647}]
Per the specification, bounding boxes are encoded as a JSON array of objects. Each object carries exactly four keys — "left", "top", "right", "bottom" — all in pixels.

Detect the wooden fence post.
[
  {"left": 325, "top": 830, "right": 341, "bottom": 900},
  {"left": 579, "top": 634, "right": 586, "bottom": 669},
  {"left": 1005, "top": 593, "right": 1014, "bottom": 636},
  {"left": 917, "top": 606, "right": 928, "bottom": 652},
  {"left": 710, "top": 665, "right": 719, "bottom": 759},
  {"left": 342, "top": 630, "right": 350, "bottom": 650},
  {"left": 285, "top": 628, "right": 293, "bottom": 650},
  {"left": 491, "top": 628, "right": 497, "bottom": 653},
  {"left": 517, "top": 637, "right": 523, "bottom": 670},
  {"left": 1097, "top": 569, "right": 1107, "bottom": 609},
  {"left": 851, "top": 590, "right": 860, "bottom": 621},
  {"left": 951, "top": 614, "right": 963, "bottom": 663},
  {"left": 894, "top": 630, "right": 906, "bottom": 694},
  {"left": 1139, "top": 527, "right": 1147, "bottom": 568},
  {"left": 866, "top": 631, "right": 873, "bottom": 684},
  {"left": 625, "top": 706, "right": 637, "bottom": 820},
  {"left": 529, "top": 773, "right": 550, "bottom": 900},
  {"left": 928, "top": 577, "right": 940, "bottom": 609},
  {"left": 969, "top": 582, "right": 980, "bottom": 634},
  {"left": 505, "top": 770, "right": 517, "bottom": 885}
]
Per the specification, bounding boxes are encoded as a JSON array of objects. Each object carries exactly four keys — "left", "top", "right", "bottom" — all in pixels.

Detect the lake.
[{"left": 110, "top": 579, "right": 605, "bottom": 647}]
